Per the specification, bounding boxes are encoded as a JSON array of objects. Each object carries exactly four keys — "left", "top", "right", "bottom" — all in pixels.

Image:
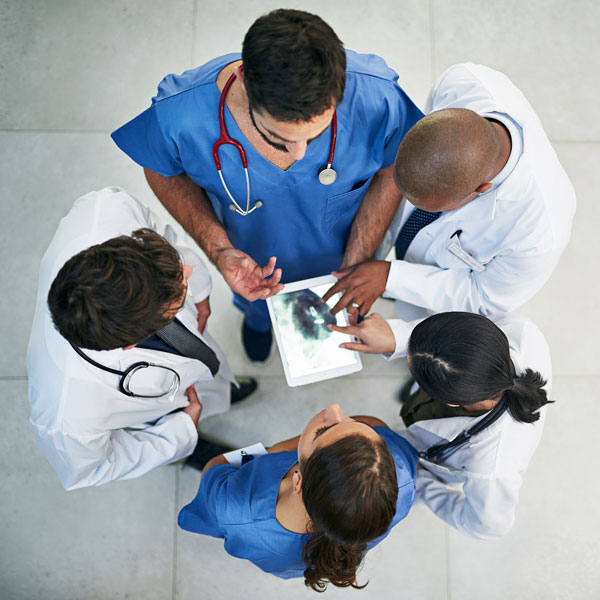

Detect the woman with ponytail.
[
  {"left": 178, "top": 404, "right": 417, "bottom": 589},
  {"left": 332, "top": 311, "right": 553, "bottom": 541}
]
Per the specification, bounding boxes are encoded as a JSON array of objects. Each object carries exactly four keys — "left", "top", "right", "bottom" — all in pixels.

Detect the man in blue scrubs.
[{"left": 112, "top": 9, "right": 423, "bottom": 362}]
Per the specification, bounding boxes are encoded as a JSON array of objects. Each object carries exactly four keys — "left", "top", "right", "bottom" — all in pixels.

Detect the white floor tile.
[
  {"left": 446, "top": 376, "right": 600, "bottom": 600},
  {"left": 430, "top": 0, "right": 600, "bottom": 141},
  {"left": 0, "top": 380, "right": 177, "bottom": 600},
  {"left": 0, "top": 0, "right": 195, "bottom": 131},
  {"left": 520, "top": 142, "right": 600, "bottom": 377}
]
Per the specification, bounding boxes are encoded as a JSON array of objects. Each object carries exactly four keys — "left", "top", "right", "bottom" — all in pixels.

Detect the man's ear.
[
  {"left": 292, "top": 469, "right": 303, "bottom": 495},
  {"left": 234, "top": 64, "right": 244, "bottom": 84},
  {"left": 475, "top": 182, "right": 493, "bottom": 195}
]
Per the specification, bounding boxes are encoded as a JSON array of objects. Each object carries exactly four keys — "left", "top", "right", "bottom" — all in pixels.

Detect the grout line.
[
  {"left": 0, "top": 376, "right": 28, "bottom": 380},
  {"left": 445, "top": 525, "right": 452, "bottom": 600},
  {"left": 191, "top": 0, "right": 198, "bottom": 67},
  {"left": 429, "top": 0, "right": 436, "bottom": 79},
  {"left": 0, "top": 128, "right": 110, "bottom": 134},
  {"left": 172, "top": 467, "right": 180, "bottom": 600}
]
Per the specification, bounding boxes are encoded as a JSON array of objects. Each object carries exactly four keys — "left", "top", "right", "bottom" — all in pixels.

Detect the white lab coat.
[
  {"left": 376, "top": 63, "right": 576, "bottom": 323},
  {"left": 393, "top": 313, "right": 552, "bottom": 540},
  {"left": 27, "top": 187, "right": 234, "bottom": 490}
]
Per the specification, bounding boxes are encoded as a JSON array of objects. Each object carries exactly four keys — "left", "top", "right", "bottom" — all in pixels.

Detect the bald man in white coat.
[{"left": 324, "top": 63, "right": 576, "bottom": 333}]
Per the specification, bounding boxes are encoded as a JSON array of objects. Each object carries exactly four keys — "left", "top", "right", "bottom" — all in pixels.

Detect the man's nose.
[{"left": 286, "top": 140, "right": 307, "bottom": 160}]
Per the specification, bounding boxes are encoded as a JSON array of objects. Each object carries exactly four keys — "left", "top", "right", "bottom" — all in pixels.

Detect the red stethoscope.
[{"left": 212, "top": 73, "right": 338, "bottom": 216}]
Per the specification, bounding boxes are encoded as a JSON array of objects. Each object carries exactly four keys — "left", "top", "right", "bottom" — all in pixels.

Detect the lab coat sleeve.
[
  {"left": 382, "top": 318, "right": 422, "bottom": 361},
  {"left": 111, "top": 106, "right": 185, "bottom": 178},
  {"left": 415, "top": 465, "right": 521, "bottom": 540},
  {"left": 384, "top": 245, "right": 565, "bottom": 315},
  {"left": 45, "top": 411, "right": 198, "bottom": 490}
]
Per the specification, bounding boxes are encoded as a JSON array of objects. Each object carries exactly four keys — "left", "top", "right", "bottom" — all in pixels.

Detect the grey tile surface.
[
  {"left": 1, "top": 2, "right": 598, "bottom": 599},
  {"left": 430, "top": 0, "right": 600, "bottom": 141},
  {"left": 0, "top": 380, "right": 177, "bottom": 600},
  {"left": 446, "top": 377, "right": 600, "bottom": 600},
  {"left": 520, "top": 142, "right": 600, "bottom": 377},
  {"left": 0, "top": 0, "right": 195, "bottom": 131},
  {"left": 0, "top": 132, "right": 152, "bottom": 377}
]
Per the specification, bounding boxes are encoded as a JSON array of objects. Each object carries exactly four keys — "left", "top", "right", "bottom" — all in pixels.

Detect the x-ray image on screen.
[{"left": 270, "top": 283, "right": 356, "bottom": 379}]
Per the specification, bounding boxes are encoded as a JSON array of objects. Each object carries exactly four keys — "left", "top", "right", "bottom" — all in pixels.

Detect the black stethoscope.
[
  {"left": 420, "top": 397, "right": 508, "bottom": 463},
  {"left": 212, "top": 72, "right": 338, "bottom": 216},
  {"left": 70, "top": 343, "right": 180, "bottom": 399}
]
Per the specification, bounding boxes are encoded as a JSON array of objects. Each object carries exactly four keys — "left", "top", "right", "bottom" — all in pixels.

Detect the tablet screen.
[{"left": 269, "top": 282, "right": 358, "bottom": 380}]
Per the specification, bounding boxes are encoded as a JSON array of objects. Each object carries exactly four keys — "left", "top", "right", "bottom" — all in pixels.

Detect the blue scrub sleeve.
[
  {"left": 111, "top": 106, "right": 185, "bottom": 178},
  {"left": 380, "top": 89, "right": 424, "bottom": 169},
  {"left": 177, "top": 463, "right": 238, "bottom": 538}
]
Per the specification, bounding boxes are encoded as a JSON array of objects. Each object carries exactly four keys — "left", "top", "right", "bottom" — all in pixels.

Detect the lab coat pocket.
[{"left": 324, "top": 177, "right": 371, "bottom": 234}]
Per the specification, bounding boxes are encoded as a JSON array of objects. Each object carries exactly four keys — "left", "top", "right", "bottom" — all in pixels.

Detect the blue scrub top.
[
  {"left": 112, "top": 51, "right": 423, "bottom": 329},
  {"left": 177, "top": 426, "right": 418, "bottom": 579}
]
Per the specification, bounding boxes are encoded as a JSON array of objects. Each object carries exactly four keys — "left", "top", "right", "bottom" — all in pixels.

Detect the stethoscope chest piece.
[{"left": 318, "top": 165, "right": 337, "bottom": 185}]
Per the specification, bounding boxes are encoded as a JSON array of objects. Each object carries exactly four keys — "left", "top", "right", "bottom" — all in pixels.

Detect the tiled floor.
[{"left": 1, "top": 1, "right": 599, "bottom": 599}]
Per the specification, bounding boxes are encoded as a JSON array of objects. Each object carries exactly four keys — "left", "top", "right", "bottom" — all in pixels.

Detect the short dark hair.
[
  {"left": 408, "top": 312, "right": 551, "bottom": 424},
  {"left": 242, "top": 9, "right": 346, "bottom": 121},
  {"left": 395, "top": 108, "right": 498, "bottom": 203},
  {"left": 300, "top": 434, "right": 398, "bottom": 591},
  {"left": 48, "top": 229, "right": 184, "bottom": 350}
]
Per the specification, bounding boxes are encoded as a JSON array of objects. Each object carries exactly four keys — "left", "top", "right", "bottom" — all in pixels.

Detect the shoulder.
[
  {"left": 490, "top": 313, "right": 552, "bottom": 390},
  {"left": 201, "top": 452, "right": 297, "bottom": 523},
  {"left": 374, "top": 426, "right": 418, "bottom": 483},
  {"left": 153, "top": 53, "right": 240, "bottom": 103},
  {"left": 345, "top": 50, "right": 399, "bottom": 84}
]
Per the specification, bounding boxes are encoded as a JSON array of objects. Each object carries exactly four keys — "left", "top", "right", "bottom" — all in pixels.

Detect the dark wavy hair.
[
  {"left": 299, "top": 434, "right": 398, "bottom": 592},
  {"left": 408, "top": 312, "right": 551, "bottom": 424},
  {"left": 48, "top": 228, "right": 184, "bottom": 350},
  {"left": 242, "top": 9, "right": 346, "bottom": 121}
]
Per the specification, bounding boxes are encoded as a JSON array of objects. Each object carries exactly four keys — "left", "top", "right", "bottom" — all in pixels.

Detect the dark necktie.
[
  {"left": 395, "top": 208, "right": 442, "bottom": 260},
  {"left": 138, "top": 319, "right": 220, "bottom": 377}
]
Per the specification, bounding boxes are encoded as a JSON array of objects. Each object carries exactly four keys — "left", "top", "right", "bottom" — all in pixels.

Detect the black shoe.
[
  {"left": 185, "top": 438, "right": 233, "bottom": 471},
  {"left": 398, "top": 377, "right": 417, "bottom": 404},
  {"left": 242, "top": 320, "right": 273, "bottom": 363},
  {"left": 231, "top": 376, "right": 258, "bottom": 404}
]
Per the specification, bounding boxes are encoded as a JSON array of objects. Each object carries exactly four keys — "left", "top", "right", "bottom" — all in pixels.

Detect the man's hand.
[
  {"left": 195, "top": 297, "right": 211, "bottom": 334},
  {"left": 322, "top": 260, "right": 391, "bottom": 316},
  {"left": 183, "top": 385, "right": 203, "bottom": 426},
  {"left": 215, "top": 249, "right": 284, "bottom": 301},
  {"left": 329, "top": 313, "right": 396, "bottom": 354}
]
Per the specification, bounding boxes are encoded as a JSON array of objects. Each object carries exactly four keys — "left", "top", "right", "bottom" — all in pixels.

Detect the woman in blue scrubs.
[{"left": 178, "top": 404, "right": 417, "bottom": 590}]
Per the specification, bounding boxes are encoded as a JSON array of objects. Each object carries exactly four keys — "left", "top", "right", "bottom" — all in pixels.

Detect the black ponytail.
[
  {"left": 408, "top": 312, "right": 552, "bottom": 424},
  {"left": 503, "top": 368, "right": 550, "bottom": 423},
  {"left": 300, "top": 434, "right": 398, "bottom": 592}
]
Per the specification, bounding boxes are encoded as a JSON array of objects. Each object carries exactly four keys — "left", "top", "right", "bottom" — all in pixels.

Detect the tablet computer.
[{"left": 267, "top": 275, "right": 362, "bottom": 387}]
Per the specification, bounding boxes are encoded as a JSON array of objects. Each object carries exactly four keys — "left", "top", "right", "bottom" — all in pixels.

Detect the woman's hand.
[{"left": 328, "top": 313, "right": 396, "bottom": 354}]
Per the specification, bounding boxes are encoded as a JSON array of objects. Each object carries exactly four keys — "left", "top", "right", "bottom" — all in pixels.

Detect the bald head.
[{"left": 394, "top": 108, "right": 501, "bottom": 211}]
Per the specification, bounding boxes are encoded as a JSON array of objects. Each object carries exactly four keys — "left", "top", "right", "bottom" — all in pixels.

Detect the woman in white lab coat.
[{"left": 333, "top": 311, "right": 552, "bottom": 540}]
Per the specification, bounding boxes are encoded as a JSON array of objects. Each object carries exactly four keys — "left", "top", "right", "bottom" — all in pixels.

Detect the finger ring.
[{"left": 350, "top": 302, "right": 360, "bottom": 308}]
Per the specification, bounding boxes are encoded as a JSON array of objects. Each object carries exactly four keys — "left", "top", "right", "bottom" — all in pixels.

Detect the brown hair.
[
  {"left": 300, "top": 435, "right": 398, "bottom": 592},
  {"left": 242, "top": 9, "right": 346, "bottom": 121},
  {"left": 48, "top": 228, "right": 184, "bottom": 350}
]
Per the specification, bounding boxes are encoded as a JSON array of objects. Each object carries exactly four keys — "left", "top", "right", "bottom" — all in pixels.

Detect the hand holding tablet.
[{"left": 266, "top": 275, "right": 362, "bottom": 387}]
